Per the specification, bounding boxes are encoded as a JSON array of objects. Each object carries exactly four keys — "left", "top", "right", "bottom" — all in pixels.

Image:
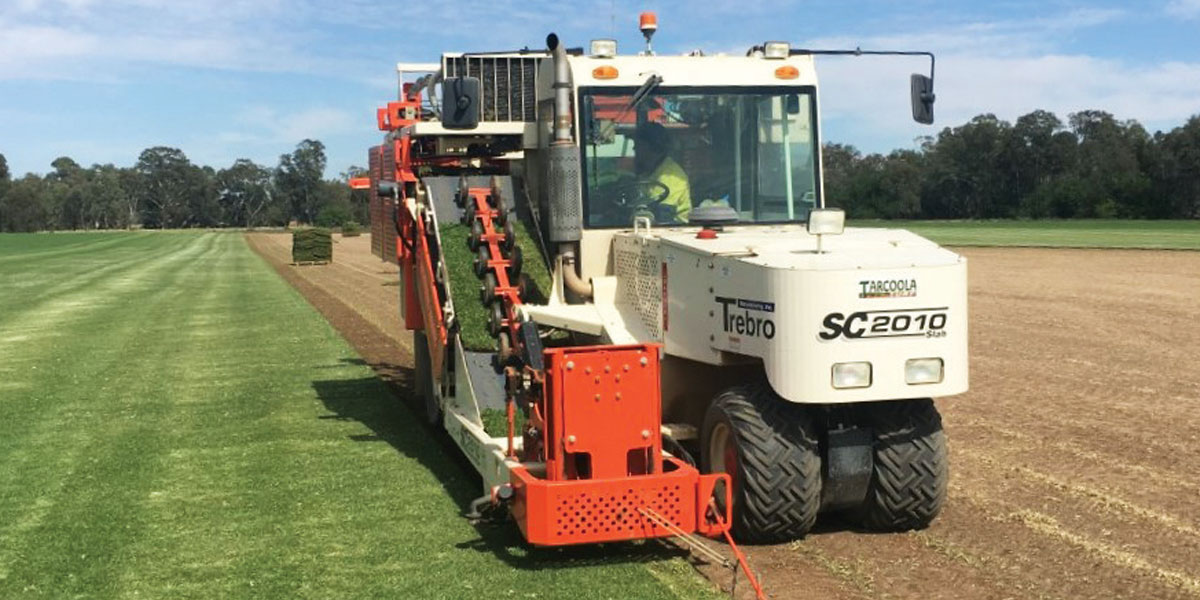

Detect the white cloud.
[
  {"left": 797, "top": 11, "right": 1200, "bottom": 151},
  {"left": 1166, "top": 0, "right": 1200, "bottom": 18},
  {"left": 2, "top": 2, "right": 1197, "bottom": 173},
  {"left": 0, "top": 0, "right": 332, "bottom": 80}
]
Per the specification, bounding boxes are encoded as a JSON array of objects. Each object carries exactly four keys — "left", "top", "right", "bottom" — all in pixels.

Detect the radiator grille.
[{"left": 443, "top": 55, "right": 541, "bottom": 122}]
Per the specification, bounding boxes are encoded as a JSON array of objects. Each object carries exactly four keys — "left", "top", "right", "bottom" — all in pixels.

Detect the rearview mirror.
[
  {"left": 442, "top": 76, "right": 480, "bottom": 130},
  {"left": 910, "top": 74, "right": 935, "bottom": 125}
]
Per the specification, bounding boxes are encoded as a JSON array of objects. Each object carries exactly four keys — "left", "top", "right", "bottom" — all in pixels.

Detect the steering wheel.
[
  {"left": 592, "top": 178, "right": 674, "bottom": 226},
  {"left": 610, "top": 179, "right": 670, "bottom": 208}
]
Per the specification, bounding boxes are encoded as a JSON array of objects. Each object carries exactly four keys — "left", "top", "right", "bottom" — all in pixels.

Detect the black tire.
[
  {"left": 480, "top": 272, "right": 499, "bottom": 305},
  {"left": 457, "top": 175, "right": 469, "bottom": 206},
  {"left": 496, "top": 330, "right": 514, "bottom": 369},
  {"left": 468, "top": 219, "right": 484, "bottom": 251},
  {"left": 487, "top": 301, "right": 504, "bottom": 337},
  {"left": 462, "top": 201, "right": 476, "bottom": 226},
  {"left": 473, "top": 245, "right": 490, "bottom": 278},
  {"left": 701, "top": 383, "right": 821, "bottom": 543},
  {"left": 412, "top": 330, "right": 440, "bottom": 426},
  {"left": 852, "top": 399, "right": 948, "bottom": 531},
  {"left": 506, "top": 244, "right": 523, "bottom": 279},
  {"left": 501, "top": 220, "right": 516, "bottom": 251}
]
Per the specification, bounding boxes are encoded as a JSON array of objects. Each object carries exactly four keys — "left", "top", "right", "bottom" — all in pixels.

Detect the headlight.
[
  {"left": 905, "top": 358, "right": 944, "bottom": 384},
  {"left": 763, "top": 41, "right": 790, "bottom": 59},
  {"left": 806, "top": 208, "right": 845, "bottom": 235},
  {"left": 590, "top": 39, "right": 617, "bottom": 58},
  {"left": 832, "top": 362, "right": 872, "bottom": 389}
]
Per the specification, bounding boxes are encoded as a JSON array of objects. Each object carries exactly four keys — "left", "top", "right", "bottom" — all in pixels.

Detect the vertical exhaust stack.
[
  {"left": 545, "top": 33, "right": 582, "bottom": 245},
  {"left": 545, "top": 33, "right": 591, "bottom": 299}
]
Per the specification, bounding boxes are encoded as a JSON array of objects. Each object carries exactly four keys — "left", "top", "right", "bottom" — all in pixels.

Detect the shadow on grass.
[{"left": 311, "top": 361, "right": 690, "bottom": 571}]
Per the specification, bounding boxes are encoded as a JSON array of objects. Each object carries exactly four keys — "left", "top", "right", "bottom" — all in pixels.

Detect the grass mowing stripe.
[
  {"left": 0, "top": 232, "right": 718, "bottom": 599},
  {"left": 0, "top": 231, "right": 151, "bottom": 263},
  {"left": 0, "top": 234, "right": 221, "bottom": 594},
  {"left": 0, "top": 233, "right": 220, "bottom": 443},
  {"left": 0, "top": 233, "right": 216, "bottom": 331}
]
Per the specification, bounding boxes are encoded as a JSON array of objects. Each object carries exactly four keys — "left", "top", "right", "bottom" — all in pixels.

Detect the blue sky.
[{"left": 1, "top": 0, "right": 1198, "bottom": 178}]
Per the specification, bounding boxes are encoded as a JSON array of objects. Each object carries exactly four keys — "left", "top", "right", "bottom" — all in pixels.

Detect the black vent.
[{"left": 443, "top": 55, "right": 542, "bottom": 122}]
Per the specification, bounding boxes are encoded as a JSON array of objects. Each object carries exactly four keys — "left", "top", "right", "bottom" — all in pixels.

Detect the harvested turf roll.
[
  {"left": 439, "top": 218, "right": 552, "bottom": 352},
  {"left": 292, "top": 228, "right": 332, "bottom": 263}
]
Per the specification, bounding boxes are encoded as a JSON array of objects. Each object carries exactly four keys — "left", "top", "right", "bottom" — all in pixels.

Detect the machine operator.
[{"left": 633, "top": 122, "right": 692, "bottom": 223}]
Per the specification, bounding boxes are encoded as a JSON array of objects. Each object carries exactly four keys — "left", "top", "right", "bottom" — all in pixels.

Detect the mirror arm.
[{"left": 787, "top": 48, "right": 935, "bottom": 89}]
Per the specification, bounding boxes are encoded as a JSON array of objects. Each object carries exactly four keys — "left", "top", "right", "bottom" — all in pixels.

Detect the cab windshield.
[{"left": 580, "top": 86, "right": 820, "bottom": 228}]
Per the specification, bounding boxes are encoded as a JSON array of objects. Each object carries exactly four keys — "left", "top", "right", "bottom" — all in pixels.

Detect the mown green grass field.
[
  {"left": 855, "top": 219, "right": 1200, "bottom": 249},
  {"left": 0, "top": 232, "right": 714, "bottom": 599}
]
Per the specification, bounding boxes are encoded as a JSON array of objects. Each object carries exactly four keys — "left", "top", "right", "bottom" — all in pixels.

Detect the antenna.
[{"left": 610, "top": 0, "right": 615, "bottom": 38}]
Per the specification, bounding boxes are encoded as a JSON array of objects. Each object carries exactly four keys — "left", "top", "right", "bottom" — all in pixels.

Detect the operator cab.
[{"left": 580, "top": 86, "right": 821, "bottom": 228}]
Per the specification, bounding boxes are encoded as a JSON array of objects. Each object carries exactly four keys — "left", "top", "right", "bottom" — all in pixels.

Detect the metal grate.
[
  {"left": 614, "top": 242, "right": 661, "bottom": 338},
  {"left": 553, "top": 483, "right": 685, "bottom": 539},
  {"left": 443, "top": 55, "right": 542, "bottom": 122},
  {"left": 368, "top": 146, "right": 382, "bottom": 259}
]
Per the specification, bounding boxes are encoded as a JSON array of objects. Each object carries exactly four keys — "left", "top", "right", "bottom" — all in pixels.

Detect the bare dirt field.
[{"left": 248, "top": 232, "right": 1200, "bottom": 600}]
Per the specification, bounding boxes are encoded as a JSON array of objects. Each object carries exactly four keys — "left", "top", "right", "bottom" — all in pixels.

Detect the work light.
[
  {"left": 590, "top": 39, "right": 617, "bottom": 58},
  {"left": 807, "top": 208, "right": 845, "bottom": 235},
  {"left": 763, "top": 41, "right": 790, "bottom": 59},
  {"left": 832, "top": 362, "right": 872, "bottom": 389},
  {"left": 905, "top": 358, "right": 944, "bottom": 385}
]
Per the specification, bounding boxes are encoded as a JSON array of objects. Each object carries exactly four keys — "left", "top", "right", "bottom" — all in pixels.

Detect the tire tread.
[
  {"left": 854, "top": 399, "right": 947, "bottom": 531},
  {"left": 704, "top": 384, "right": 821, "bottom": 543}
]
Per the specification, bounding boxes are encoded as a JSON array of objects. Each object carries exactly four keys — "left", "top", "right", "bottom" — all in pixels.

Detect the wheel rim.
[{"left": 708, "top": 422, "right": 738, "bottom": 501}]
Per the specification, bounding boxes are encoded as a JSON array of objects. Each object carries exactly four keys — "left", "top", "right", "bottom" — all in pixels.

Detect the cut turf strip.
[{"left": 0, "top": 231, "right": 717, "bottom": 600}]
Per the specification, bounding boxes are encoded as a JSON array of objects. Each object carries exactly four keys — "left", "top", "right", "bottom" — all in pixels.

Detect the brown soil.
[
  {"left": 245, "top": 232, "right": 413, "bottom": 393},
  {"left": 747, "top": 247, "right": 1200, "bottom": 600},
  {"left": 249, "top": 232, "right": 1200, "bottom": 600}
]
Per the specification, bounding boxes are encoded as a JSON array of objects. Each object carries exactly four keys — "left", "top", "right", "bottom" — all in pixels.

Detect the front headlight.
[
  {"left": 905, "top": 358, "right": 944, "bottom": 385},
  {"left": 832, "top": 362, "right": 872, "bottom": 389}
]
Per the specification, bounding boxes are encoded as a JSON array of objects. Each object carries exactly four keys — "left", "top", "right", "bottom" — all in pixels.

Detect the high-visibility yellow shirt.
[{"left": 648, "top": 156, "right": 691, "bottom": 223}]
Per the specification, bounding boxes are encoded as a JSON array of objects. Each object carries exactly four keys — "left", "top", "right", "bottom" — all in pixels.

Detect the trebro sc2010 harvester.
[{"left": 362, "top": 15, "right": 967, "bottom": 546}]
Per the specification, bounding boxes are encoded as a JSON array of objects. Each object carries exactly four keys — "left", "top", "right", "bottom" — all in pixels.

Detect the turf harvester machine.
[{"left": 363, "top": 14, "right": 968, "bottom": 546}]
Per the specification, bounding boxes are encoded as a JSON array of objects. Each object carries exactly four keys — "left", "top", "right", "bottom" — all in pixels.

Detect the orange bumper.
[{"left": 511, "top": 457, "right": 730, "bottom": 546}]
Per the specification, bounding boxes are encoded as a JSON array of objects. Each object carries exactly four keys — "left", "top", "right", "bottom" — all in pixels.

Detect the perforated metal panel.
[
  {"left": 546, "top": 145, "right": 582, "bottom": 242},
  {"left": 368, "top": 145, "right": 383, "bottom": 259},
  {"left": 614, "top": 238, "right": 662, "bottom": 338},
  {"left": 553, "top": 483, "right": 685, "bottom": 540}
]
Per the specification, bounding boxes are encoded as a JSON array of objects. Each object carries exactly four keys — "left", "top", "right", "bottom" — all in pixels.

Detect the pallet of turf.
[{"left": 292, "top": 228, "right": 332, "bottom": 264}]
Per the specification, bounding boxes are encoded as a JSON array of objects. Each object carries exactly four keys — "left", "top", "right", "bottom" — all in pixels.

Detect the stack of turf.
[{"left": 292, "top": 228, "right": 332, "bottom": 263}]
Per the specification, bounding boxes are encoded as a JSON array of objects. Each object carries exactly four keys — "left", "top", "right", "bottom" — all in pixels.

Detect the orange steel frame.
[
  {"left": 510, "top": 345, "right": 730, "bottom": 546},
  {"left": 375, "top": 86, "right": 731, "bottom": 548}
]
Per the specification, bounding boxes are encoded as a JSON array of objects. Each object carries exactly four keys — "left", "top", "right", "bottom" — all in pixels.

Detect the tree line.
[
  {"left": 825, "top": 110, "right": 1200, "bottom": 219},
  {"left": 1, "top": 109, "right": 1198, "bottom": 233},
  {"left": 0, "top": 140, "right": 368, "bottom": 233}
]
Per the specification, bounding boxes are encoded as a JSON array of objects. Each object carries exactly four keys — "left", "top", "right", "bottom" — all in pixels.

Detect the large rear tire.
[
  {"left": 853, "top": 399, "right": 947, "bottom": 531},
  {"left": 701, "top": 383, "right": 821, "bottom": 543},
  {"left": 412, "top": 330, "right": 440, "bottom": 426}
]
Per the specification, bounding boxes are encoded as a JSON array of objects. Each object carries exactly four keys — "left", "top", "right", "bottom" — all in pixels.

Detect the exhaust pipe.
[
  {"left": 545, "top": 33, "right": 590, "bottom": 300},
  {"left": 548, "top": 33, "right": 573, "bottom": 146}
]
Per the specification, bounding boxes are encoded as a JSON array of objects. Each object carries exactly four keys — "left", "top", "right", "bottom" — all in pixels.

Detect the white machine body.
[
  {"left": 607, "top": 225, "right": 968, "bottom": 404},
  {"left": 411, "top": 40, "right": 967, "bottom": 407}
]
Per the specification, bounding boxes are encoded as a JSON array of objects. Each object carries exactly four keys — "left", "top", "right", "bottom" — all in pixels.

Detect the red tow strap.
[{"left": 708, "top": 500, "right": 767, "bottom": 600}]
